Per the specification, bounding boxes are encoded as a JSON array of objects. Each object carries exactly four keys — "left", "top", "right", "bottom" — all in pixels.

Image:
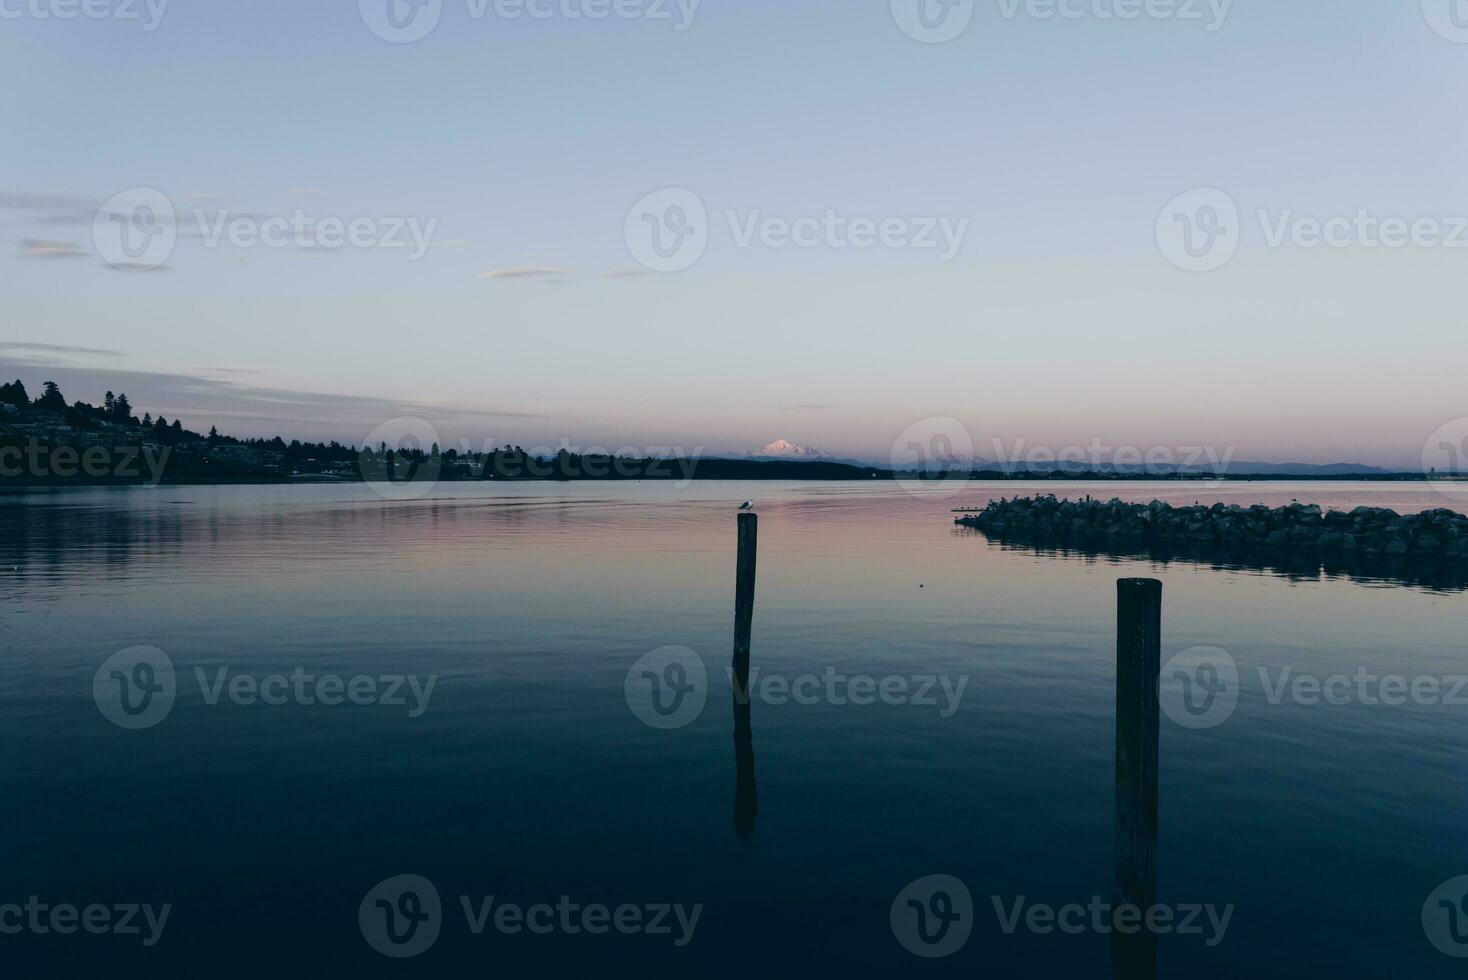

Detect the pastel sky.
[{"left": 2, "top": 0, "right": 1465, "bottom": 467}]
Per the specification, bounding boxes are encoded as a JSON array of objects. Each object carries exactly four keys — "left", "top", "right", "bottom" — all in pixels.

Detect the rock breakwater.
[{"left": 957, "top": 496, "right": 1468, "bottom": 562}]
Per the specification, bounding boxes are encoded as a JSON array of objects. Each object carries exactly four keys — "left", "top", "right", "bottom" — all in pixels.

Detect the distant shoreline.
[
  {"left": 1, "top": 379, "right": 1450, "bottom": 488},
  {"left": 0, "top": 460, "right": 1460, "bottom": 491}
]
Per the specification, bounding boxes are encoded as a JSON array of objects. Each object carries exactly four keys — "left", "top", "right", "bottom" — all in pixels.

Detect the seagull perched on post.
[{"left": 739, "top": 500, "right": 756, "bottom": 511}]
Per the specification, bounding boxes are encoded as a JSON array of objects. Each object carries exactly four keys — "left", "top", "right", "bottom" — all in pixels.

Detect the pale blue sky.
[{"left": 2, "top": 0, "right": 1465, "bottom": 466}]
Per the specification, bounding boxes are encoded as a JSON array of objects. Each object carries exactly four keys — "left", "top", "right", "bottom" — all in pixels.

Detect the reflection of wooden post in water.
[
  {"left": 1113, "top": 578, "right": 1161, "bottom": 980},
  {"left": 733, "top": 512, "right": 759, "bottom": 839}
]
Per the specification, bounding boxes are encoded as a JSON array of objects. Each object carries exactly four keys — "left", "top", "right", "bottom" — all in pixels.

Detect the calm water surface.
[{"left": 1, "top": 481, "right": 1464, "bottom": 977}]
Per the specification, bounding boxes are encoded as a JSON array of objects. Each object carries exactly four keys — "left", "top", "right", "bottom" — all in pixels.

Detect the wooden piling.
[
  {"left": 1113, "top": 577, "right": 1161, "bottom": 979},
  {"left": 732, "top": 511, "right": 759, "bottom": 839},
  {"left": 732, "top": 512, "right": 758, "bottom": 686}
]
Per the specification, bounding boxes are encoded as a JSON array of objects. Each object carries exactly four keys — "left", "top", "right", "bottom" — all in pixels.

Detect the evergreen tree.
[
  {"left": 0, "top": 380, "right": 28, "bottom": 408},
  {"left": 35, "top": 381, "right": 66, "bottom": 411}
]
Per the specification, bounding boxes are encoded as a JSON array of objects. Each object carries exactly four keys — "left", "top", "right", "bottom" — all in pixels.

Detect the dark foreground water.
[{"left": 1, "top": 481, "right": 1465, "bottom": 977}]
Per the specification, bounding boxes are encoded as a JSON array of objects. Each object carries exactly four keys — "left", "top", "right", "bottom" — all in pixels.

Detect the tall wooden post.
[
  {"left": 1113, "top": 577, "right": 1161, "bottom": 979},
  {"left": 732, "top": 512, "right": 759, "bottom": 839},
  {"left": 732, "top": 513, "right": 758, "bottom": 686}
]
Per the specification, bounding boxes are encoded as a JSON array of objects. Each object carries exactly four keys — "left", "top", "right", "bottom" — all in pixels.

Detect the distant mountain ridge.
[{"left": 717, "top": 442, "right": 1403, "bottom": 476}]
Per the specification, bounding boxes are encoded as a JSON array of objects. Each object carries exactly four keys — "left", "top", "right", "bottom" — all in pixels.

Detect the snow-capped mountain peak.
[{"left": 750, "top": 440, "right": 831, "bottom": 459}]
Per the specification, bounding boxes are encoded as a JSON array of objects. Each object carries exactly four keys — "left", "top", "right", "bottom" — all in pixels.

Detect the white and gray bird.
[{"left": 739, "top": 500, "right": 755, "bottom": 511}]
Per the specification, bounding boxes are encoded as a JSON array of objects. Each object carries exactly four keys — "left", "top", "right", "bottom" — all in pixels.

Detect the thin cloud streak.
[
  {"left": 478, "top": 266, "right": 575, "bottom": 280},
  {"left": 0, "top": 359, "right": 543, "bottom": 446},
  {"left": 0, "top": 342, "right": 127, "bottom": 358},
  {"left": 19, "top": 238, "right": 88, "bottom": 259}
]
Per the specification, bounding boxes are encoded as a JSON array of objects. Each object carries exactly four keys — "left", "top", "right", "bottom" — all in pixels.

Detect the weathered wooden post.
[
  {"left": 732, "top": 512, "right": 758, "bottom": 685},
  {"left": 1113, "top": 577, "right": 1161, "bottom": 979},
  {"left": 732, "top": 511, "right": 759, "bottom": 839}
]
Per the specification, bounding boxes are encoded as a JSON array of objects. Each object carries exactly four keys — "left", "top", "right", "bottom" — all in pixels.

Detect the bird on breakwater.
[{"left": 739, "top": 500, "right": 755, "bottom": 511}]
